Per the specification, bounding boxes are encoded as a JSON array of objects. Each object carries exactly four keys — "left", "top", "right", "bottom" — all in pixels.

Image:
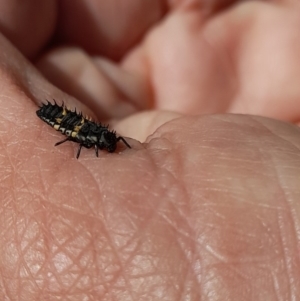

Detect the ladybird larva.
[{"left": 36, "top": 101, "right": 131, "bottom": 159}]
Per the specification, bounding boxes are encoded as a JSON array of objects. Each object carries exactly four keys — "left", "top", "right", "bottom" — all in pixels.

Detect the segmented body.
[{"left": 36, "top": 101, "right": 131, "bottom": 158}]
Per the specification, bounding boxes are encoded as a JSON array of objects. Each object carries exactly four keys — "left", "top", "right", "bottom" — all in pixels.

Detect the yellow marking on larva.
[
  {"left": 71, "top": 131, "right": 78, "bottom": 138},
  {"left": 73, "top": 124, "right": 84, "bottom": 132},
  {"left": 54, "top": 124, "right": 60, "bottom": 130},
  {"left": 56, "top": 118, "right": 62, "bottom": 124},
  {"left": 62, "top": 107, "right": 67, "bottom": 116}
]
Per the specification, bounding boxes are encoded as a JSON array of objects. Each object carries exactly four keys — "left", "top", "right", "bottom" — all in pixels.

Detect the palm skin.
[{"left": 0, "top": 0, "right": 300, "bottom": 300}]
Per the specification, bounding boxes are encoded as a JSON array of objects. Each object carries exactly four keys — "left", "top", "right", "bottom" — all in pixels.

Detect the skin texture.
[{"left": 0, "top": 0, "right": 300, "bottom": 300}]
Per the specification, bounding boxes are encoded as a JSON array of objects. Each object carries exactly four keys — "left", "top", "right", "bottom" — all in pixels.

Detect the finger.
[
  {"left": 198, "top": 0, "right": 298, "bottom": 13},
  {"left": 204, "top": 1, "right": 300, "bottom": 121},
  {"left": 0, "top": 0, "right": 56, "bottom": 57},
  {"left": 122, "top": 0, "right": 300, "bottom": 122},
  {"left": 115, "top": 110, "right": 182, "bottom": 142},
  {"left": 36, "top": 47, "right": 151, "bottom": 120},
  {"left": 56, "top": 0, "right": 167, "bottom": 59},
  {"left": 38, "top": 0, "right": 300, "bottom": 123}
]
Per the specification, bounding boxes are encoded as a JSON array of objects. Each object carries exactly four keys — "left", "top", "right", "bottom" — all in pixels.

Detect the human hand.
[{"left": 1, "top": 0, "right": 300, "bottom": 300}]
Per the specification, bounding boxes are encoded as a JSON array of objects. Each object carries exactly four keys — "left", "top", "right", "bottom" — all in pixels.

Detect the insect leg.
[
  {"left": 94, "top": 145, "right": 99, "bottom": 157},
  {"left": 55, "top": 137, "right": 70, "bottom": 146},
  {"left": 117, "top": 137, "right": 131, "bottom": 149},
  {"left": 76, "top": 144, "right": 83, "bottom": 159}
]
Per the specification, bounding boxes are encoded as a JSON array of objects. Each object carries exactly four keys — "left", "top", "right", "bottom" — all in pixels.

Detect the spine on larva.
[
  {"left": 36, "top": 102, "right": 85, "bottom": 131},
  {"left": 36, "top": 101, "right": 66, "bottom": 125}
]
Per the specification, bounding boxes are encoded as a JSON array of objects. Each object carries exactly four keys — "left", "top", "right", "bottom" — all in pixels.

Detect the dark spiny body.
[{"left": 36, "top": 101, "right": 131, "bottom": 158}]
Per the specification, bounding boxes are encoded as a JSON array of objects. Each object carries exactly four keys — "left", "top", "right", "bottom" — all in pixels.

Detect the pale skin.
[{"left": 0, "top": 0, "right": 300, "bottom": 300}]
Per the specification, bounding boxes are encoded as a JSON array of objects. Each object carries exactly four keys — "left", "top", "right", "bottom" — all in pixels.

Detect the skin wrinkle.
[
  {"left": 52, "top": 225, "right": 82, "bottom": 271},
  {"left": 268, "top": 220, "right": 290, "bottom": 301},
  {"left": 270, "top": 270, "right": 283, "bottom": 301},
  {"left": 13, "top": 222, "right": 33, "bottom": 297},
  {"left": 256, "top": 138, "right": 300, "bottom": 300},
  {"left": 100, "top": 219, "right": 136, "bottom": 300},
  {"left": 276, "top": 210, "right": 297, "bottom": 301},
  {"left": 82, "top": 173, "right": 107, "bottom": 216},
  {"left": 48, "top": 218, "right": 88, "bottom": 293},
  {"left": 35, "top": 202, "right": 56, "bottom": 268},
  {"left": 99, "top": 191, "right": 161, "bottom": 280},
  {"left": 203, "top": 245, "right": 252, "bottom": 286},
  {"left": 110, "top": 145, "right": 188, "bottom": 298},
  {"left": 145, "top": 133, "right": 205, "bottom": 299},
  {"left": 74, "top": 237, "right": 99, "bottom": 296},
  {"left": 105, "top": 200, "right": 164, "bottom": 294},
  {"left": 253, "top": 118, "right": 300, "bottom": 235},
  {"left": 47, "top": 160, "right": 111, "bottom": 217},
  {"left": 4, "top": 148, "right": 25, "bottom": 296},
  {"left": 30, "top": 213, "right": 65, "bottom": 293},
  {"left": 73, "top": 170, "right": 102, "bottom": 217},
  {"left": 89, "top": 235, "right": 98, "bottom": 301},
  {"left": 153, "top": 151, "right": 204, "bottom": 298},
  {"left": 32, "top": 213, "right": 59, "bottom": 290},
  {"left": 162, "top": 210, "right": 203, "bottom": 299},
  {"left": 159, "top": 204, "right": 195, "bottom": 292},
  {"left": 252, "top": 124, "right": 300, "bottom": 300},
  {"left": 36, "top": 164, "right": 53, "bottom": 199},
  {"left": 179, "top": 118, "right": 288, "bottom": 298},
  {"left": 62, "top": 248, "right": 90, "bottom": 295},
  {"left": 0, "top": 272, "right": 9, "bottom": 300},
  {"left": 147, "top": 150, "right": 192, "bottom": 240},
  {"left": 95, "top": 158, "right": 161, "bottom": 264},
  {"left": 123, "top": 239, "right": 166, "bottom": 295},
  {"left": 20, "top": 238, "right": 42, "bottom": 293}
]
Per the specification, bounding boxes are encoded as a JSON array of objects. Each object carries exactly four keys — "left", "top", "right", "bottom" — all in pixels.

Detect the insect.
[{"left": 36, "top": 101, "right": 131, "bottom": 159}]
